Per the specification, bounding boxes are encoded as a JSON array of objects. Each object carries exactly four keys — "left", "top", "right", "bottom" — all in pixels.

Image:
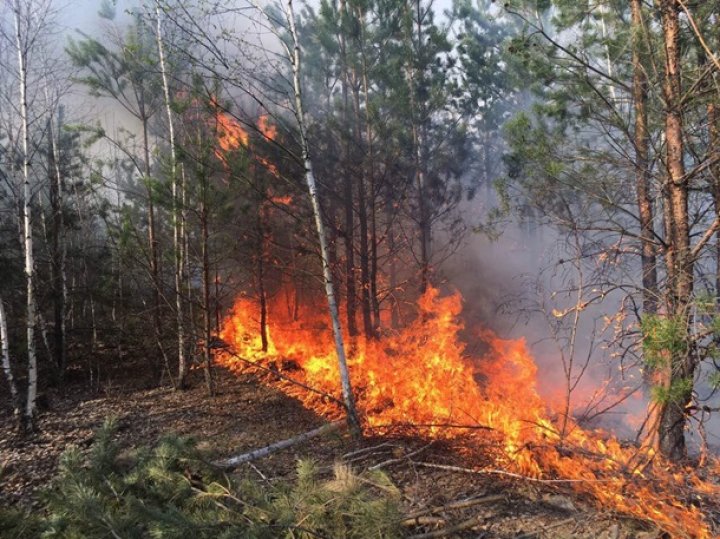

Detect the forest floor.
[{"left": 0, "top": 365, "right": 662, "bottom": 538}]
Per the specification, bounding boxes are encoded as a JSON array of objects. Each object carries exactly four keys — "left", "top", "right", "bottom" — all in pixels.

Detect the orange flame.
[
  {"left": 258, "top": 114, "right": 277, "bottom": 141},
  {"left": 215, "top": 109, "right": 249, "bottom": 153},
  {"left": 216, "top": 286, "right": 719, "bottom": 538},
  {"left": 213, "top": 106, "right": 279, "bottom": 178}
]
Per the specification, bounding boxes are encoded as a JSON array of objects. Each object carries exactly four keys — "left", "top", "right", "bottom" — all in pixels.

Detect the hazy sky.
[{"left": 58, "top": 0, "right": 108, "bottom": 36}]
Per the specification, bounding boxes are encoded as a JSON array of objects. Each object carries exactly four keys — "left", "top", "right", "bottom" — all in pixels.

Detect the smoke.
[{"left": 440, "top": 194, "right": 650, "bottom": 440}]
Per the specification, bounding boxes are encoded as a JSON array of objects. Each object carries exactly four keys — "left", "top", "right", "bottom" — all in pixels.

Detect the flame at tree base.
[{"left": 216, "top": 286, "right": 719, "bottom": 538}]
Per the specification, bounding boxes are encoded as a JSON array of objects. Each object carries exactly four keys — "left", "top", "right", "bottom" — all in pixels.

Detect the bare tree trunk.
[
  {"left": 656, "top": 0, "right": 694, "bottom": 461},
  {"left": 285, "top": 0, "right": 362, "bottom": 440},
  {"left": 45, "top": 99, "right": 68, "bottom": 382},
  {"left": 354, "top": 5, "right": 380, "bottom": 337},
  {"left": 351, "top": 82, "right": 374, "bottom": 339},
  {"left": 257, "top": 203, "right": 269, "bottom": 353},
  {"left": 706, "top": 4, "right": 720, "bottom": 317},
  {"left": 387, "top": 191, "right": 399, "bottom": 328},
  {"left": 141, "top": 111, "right": 165, "bottom": 379},
  {"left": 14, "top": 0, "right": 38, "bottom": 432},
  {"left": 0, "top": 298, "right": 20, "bottom": 419},
  {"left": 155, "top": 0, "right": 186, "bottom": 389},
  {"left": 354, "top": 5, "right": 381, "bottom": 333},
  {"left": 201, "top": 197, "right": 214, "bottom": 395},
  {"left": 631, "top": 0, "right": 659, "bottom": 316},
  {"left": 338, "top": 3, "right": 358, "bottom": 338},
  {"left": 405, "top": 0, "right": 431, "bottom": 294}
]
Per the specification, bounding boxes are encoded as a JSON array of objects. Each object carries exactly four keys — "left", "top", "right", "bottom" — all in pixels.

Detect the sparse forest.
[{"left": 2, "top": 0, "right": 720, "bottom": 537}]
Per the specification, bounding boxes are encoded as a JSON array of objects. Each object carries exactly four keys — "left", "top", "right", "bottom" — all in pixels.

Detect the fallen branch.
[
  {"left": 401, "top": 516, "right": 446, "bottom": 527},
  {"left": 368, "top": 422, "right": 493, "bottom": 432},
  {"left": 415, "top": 462, "right": 622, "bottom": 484},
  {"left": 217, "top": 421, "right": 345, "bottom": 468},
  {"left": 515, "top": 517, "right": 576, "bottom": 538},
  {"left": 342, "top": 442, "right": 395, "bottom": 460},
  {"left": 407, "top": 515, "right": 483, "bottom": 539},
  {"left": 369, "top": 442, "right": 435, "bottom": 470},
  {"left": 403, "top": 494, "right": 504, "bottom": 521}
]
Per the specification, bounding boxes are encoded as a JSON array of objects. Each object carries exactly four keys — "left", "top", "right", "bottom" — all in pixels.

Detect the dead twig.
[
  {"left": 401, "top": 516, "right": 446, "bottom": 527},
  {"left": 407, "top": 515, "right": 484, "bottom": 539},
  {"left": 415, "top": 462, "right": 623, "bottom": 484},
  {"left": 368, "top": 422, "right": 493, "bottom": 432},
  {"left": 369, "top": 442, "right": 435, "bottom": 470},
  {"left": 342, "top": 442, "right": 395, "bottom": 460},
  {"left": 515, "top": 517, "right": 576, "bottom": 538},
  {"left": 403, "top": 494, "right": 504, "bottom": 521}
]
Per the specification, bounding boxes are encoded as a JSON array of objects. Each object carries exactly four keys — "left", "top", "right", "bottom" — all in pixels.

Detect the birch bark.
[{"left": 284, "top": 0, "right": 362, "bottom": 439}]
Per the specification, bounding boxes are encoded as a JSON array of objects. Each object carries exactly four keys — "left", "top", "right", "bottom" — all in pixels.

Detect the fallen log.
[{"left": 217, "top": 421, "right": 346, "bottom": 469}]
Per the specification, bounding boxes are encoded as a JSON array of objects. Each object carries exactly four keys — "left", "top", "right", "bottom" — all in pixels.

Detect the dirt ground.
[{"left": 0, "top": 366, "right": 663, "bottom": 538}]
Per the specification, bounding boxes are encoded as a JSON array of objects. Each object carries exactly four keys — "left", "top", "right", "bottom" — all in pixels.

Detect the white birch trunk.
[
  {"left": 0, "top": 298, "right": 20, "bottom": 417},
  {"left": 155, "top": 0, "right": 186, "bottom": 388},
  {"left": 14, "top": 0, "right": 38, "bottom": 431},
  {"left": 284, "top": 0, "right": 361, "bottom": 439}
]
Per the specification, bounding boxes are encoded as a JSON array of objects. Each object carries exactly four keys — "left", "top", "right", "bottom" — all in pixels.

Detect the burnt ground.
[{"left": 1, "top": 366, "right": 663, "bottom": 538}]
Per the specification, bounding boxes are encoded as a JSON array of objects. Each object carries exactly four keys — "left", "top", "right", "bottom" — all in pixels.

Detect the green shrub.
[{"left": 8, "top": 419, "right": 402, "bottom": 538}]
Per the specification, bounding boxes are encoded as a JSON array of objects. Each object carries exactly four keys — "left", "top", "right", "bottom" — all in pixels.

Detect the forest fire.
[
  {"left": 213, "top": 106, "right": 278, "bottom": 175},
  {"left": 216, "top": 286, "right": 720, "bottom": 538}
]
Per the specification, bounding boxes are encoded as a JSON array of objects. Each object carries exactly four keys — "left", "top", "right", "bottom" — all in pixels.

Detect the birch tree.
[
  {"left": 11, "top": 0, "right": 42, "bottom": 431},
  {"left": 0, "top": 297, "right": 20, "bottom": 418},
  {"left": 283, "top": 0, "right": 362, "bottom": 439},
  {"left": 153, "top": 0, "right": 188, "bottom": 389}
]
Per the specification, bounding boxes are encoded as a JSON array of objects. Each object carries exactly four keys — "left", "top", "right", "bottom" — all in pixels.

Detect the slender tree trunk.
[
  {"left": 141, "top": 112, "right": 165, "bottom": 377},
  {"left": 351, "top": 83, "right": 374, "bottom": 339},
  {"left": 405, "top": 0, "right": 431, "bottom": 293},
  {"left": 0, "top": 298, "right": 20, "bottom": 419},
  {"left": 631, "top": 0, "right": 659, "bottom": 316},
  {"left": 14, "top": 1, "right": 38, "bottom": 432},
  {"left": 338, "top": 3, "right": 358, "bottom": 338},
  {"left": 361, "top": 70, "right": 381, "bottom": 330},
  {"left": 387, "top": 190, "right": 399, "bottom": 328},
  {"left": 706, "top": 5, "right": 720, "bottom": 316},
  {"left": 285, "top": 0, "right": 362, "bottom": 440},
  {"left": 656, "top": 0, "right": 694, "bottom": 461},
  {"left": 46, "top": 100, "right": 68, "bottom": 381},
  {"left": 354, "top": 5, "right": 381, "bottom": 332},
  {"left": 257, "top": 203, "right": 269, "bottom": 353},
  {"left": 201, "top": 198, "right": 214, "bottom": 395},
  {"left": 343, "top": 5, "right": 372, "bottom": 335},
  {"left": 155, "top": 1, "right": 186, "bottom": 389}
]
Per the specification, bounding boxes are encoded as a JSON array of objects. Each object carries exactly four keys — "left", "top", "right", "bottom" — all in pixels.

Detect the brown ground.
[{"left": 0, "top": 366, "right": 662, "bottom": 538}]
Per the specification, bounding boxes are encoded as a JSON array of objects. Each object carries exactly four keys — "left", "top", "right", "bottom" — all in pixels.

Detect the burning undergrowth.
[{"left": 215, "top": 286, "right": 720, "bottom": 538}]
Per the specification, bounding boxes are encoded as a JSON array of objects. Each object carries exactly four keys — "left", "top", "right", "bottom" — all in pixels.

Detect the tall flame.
[{"left": 217, "top": 286, "right": 719, "bottom": 538}]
